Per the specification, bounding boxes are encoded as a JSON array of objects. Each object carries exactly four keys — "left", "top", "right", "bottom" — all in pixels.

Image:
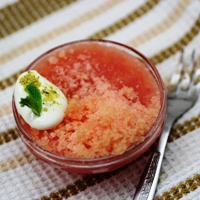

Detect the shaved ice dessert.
[{"left": 15, "top": 40, "right": 161, "bottom": 159}]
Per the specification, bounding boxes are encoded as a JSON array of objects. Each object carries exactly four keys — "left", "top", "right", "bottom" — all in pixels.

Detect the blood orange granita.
[{"left": 20, "top": 41, "right": 161, "bottom": 159}]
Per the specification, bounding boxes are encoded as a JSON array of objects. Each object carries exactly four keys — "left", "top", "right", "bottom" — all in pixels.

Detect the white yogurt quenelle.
[{"left": 14, "top": 70, "right": 67, "bottom": 130}]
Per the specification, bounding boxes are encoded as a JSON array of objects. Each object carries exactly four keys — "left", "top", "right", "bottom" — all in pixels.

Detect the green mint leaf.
[{"left": 20, "top": 84, "right": 42, "bottom": 116}]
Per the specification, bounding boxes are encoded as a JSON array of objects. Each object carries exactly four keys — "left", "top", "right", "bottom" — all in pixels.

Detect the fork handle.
[{"left": 133, "top": 116, "right": 174, "bottom": 200}]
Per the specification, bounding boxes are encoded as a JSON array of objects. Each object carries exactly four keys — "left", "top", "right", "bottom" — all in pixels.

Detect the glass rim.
[{"left": 12, "top": 39, "right": 166, "bottom": 166}]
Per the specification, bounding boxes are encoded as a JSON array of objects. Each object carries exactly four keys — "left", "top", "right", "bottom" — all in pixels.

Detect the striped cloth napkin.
[{"left": 0, "top": 0, "right": 200, "bottom": 199}]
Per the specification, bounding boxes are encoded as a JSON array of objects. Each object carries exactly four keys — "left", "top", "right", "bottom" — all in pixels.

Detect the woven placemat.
[{"left": 0, "top": 0, "right": 200, "bottom": 199}]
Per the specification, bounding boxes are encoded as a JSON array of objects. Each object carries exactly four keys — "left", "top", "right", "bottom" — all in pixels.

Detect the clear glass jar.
[{"left": 12, "top": 39, "right": 166, "bottom": 174}]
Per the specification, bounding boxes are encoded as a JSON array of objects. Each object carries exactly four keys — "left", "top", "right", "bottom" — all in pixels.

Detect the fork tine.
[
  {"left": 180, "top": 50, "right": 195, "bottom": 90},
  {"left": 193, "top": 58, "right": 200, "bottom": 85},
  {"left": 167, "top": 49, "right": 198, "bottom": 93},
  {"left": 167, "top": 49, "right": 184, "bottom": 92}
]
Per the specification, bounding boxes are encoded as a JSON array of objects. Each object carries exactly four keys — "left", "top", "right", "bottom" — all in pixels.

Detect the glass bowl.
[{"left": 12, "top": 39, "right": 166, "bottom": 174}]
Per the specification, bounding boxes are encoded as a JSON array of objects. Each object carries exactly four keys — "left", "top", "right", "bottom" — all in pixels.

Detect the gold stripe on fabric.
[
  {"left": 0, "top": 70, "right": 23, "bottom": 90},
  {"left": 40, "top": 170, "right": 119, "bottom": 200},
  {"left": 127, "top": 0, "right": 190, "bottom": 48},
  {"left": 0, "top": 128, "right": 19, "bottom": 145},
  {"left": 0, "top": 151, "right": 35, "bottom": 172},
  {"left": 0, "top": 0, "right": 78, "bottom": 39},
  {"left": 88, "top": 0, "right": 160, "bottom": 39},
  {"left": 155, "top": 174, "right": 200, "bottom": 200},
  {"left": 40, "top": 149, "right": 152, "bottom": 200},
  {"left": 0, "top": 0, "right": 123, "bottom": 65},
  {"left": 150, "top": 16, "right": 200, "bottom": 65},
  {"left": 169, "top": 114, "right": 200, "bottom": 142}
]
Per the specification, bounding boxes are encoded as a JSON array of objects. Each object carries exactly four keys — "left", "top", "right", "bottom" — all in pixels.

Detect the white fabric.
[{"left": 0, "top": 0, "right": 200, "bottom": 199}]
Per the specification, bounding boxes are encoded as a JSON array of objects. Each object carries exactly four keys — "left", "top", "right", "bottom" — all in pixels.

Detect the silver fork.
[{"left": 133, "top": 50, "right": 200, "bottom": 200}]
